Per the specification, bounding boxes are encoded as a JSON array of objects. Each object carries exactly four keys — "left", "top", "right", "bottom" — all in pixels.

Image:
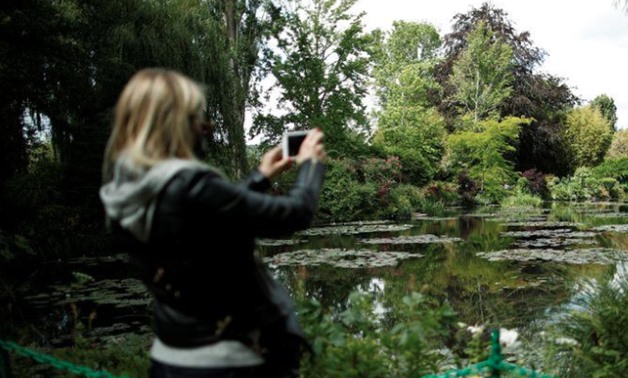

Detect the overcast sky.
[{"left": 354, "top": 0, "right": 628, "bottom": 129}]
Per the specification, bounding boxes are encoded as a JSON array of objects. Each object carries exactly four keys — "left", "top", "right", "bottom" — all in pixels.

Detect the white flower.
[
  {"left": 555, "top": 337, "right": 579, "bottom": 346},
  {"left": 499, "top": 328, "right": 519, "bottom": 348},
  {"left": 467, "top": 324, "right": 484, "bottom": 335}
]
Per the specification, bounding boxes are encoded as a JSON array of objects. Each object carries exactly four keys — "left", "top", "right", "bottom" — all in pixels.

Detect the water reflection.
[
  {"left": 12, "top": 202, "right": 628, "bottom": 347},
  {"left": 261, "top": 202, "right": 628, "bottom": 333}
]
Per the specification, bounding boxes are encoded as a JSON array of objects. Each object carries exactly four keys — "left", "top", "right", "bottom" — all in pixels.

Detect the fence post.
[
  {"left": 0, "top": 347, "right": 11, "bottom": 378},
  {"left": 489, "top": 329, "right": 501, "bottom": 378},
  {"left": 0, "top": 307, "right": 10, "bottom": 378}
]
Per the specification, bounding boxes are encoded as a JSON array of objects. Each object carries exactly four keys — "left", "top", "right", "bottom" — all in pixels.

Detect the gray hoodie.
[{"left": 99, "top": 155, "right": 211, "bottom": 242}]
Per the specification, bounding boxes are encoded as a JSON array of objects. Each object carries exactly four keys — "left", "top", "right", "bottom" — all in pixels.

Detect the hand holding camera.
[
  {"left": 258, "top": 128, "right": 325, "bottom": 180},
  {"left": 284, "top": 128, "right": 325, "bottom": 165}
]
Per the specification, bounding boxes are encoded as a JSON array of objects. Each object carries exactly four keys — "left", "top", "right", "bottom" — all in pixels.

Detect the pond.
[{"left": 9, "top": 202, "right": 628, "bottom": 359}]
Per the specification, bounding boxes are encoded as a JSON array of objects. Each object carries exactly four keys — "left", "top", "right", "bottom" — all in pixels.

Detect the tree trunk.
[{"left": 0, "top": 99, "right": 27, "bottom": 199}]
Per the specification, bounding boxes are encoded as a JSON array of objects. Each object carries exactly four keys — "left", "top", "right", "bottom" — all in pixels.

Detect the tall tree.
[
  {"left": 437, "top": 2, "right": 578, "bottom": 175},
  {"left": 446, "top": 116, "right": 529, "bottom": 203},
  {"left": 564, "top": 105, "right": 613, "bottom": 167},
  {"left": 370, "top": 21, "right": 445, "bottom": 185},
  {"left": 370, "top": 21, "right": 441, "bottom": 108},
  {"left": 606, "top": 130, "right": 628, "bottom": 160},
  {"left": 252, "top": 0, "right": 372, "bottom": 157},
  {"left": 447, "top": 21, "right": 513, "bottom": 123},
  {"left": 590, "top": 94, "right": 618, "bottom": 132},
  {"left": 206, "top": 0, "right": 278, "bottom": 178},
  {"left": 0, "top": 0, "right": 78, "bottom": 197},
  {"left": 0, "top": 1, "right": 275, "bottom": 254}
]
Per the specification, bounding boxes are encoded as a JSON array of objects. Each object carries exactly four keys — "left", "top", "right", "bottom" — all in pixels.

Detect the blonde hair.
[{"left": 103, "top": 68, "right": 206, "bottom": 179}]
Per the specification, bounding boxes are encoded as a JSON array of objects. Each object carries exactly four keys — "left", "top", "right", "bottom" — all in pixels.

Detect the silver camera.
[{"left": 282, "top": 130, "right": 309, "bottom": 158}]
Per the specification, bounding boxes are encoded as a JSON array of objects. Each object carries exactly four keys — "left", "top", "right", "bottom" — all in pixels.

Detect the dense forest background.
[{"left": 1, "top": 0, "right": 627, "bottom": 264}]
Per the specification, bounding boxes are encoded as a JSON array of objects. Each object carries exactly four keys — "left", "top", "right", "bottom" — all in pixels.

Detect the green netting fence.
[
  {"left": 0, "top": 330, "right": 555, "bottom": 378},
  {"left": 0, "top": 338, "right": 128, "bottom": 378},
  {"left": 422, "top": 330, "right": 556, "bottom": 378}
]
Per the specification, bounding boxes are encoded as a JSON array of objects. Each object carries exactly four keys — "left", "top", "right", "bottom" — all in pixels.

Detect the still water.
[{"left": 16, "top": 202, "right": 628, "bottom": 349}]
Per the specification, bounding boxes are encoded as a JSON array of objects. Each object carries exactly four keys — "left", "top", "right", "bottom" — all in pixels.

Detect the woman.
[{"left": 99, "top": 68, "right": 326, "bottom": 378}]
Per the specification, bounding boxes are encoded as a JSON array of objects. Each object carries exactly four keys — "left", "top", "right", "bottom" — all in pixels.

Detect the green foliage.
[
  {"left": 317, "top": 160, "right": 379, "bottom": 222},
  {"left": 500, "top": 192, "right": 543, "bottom": 208},
  {"left": 446, "top": 117, "right": 527, "bottom": 203},
  {"left": 590, "top": 94, "right": 618, "bottom": 131},
  {"left": 317, "top": 157, "right": 428, "bottom": 222},
  {"left": 548, "top": 167, "right": 623, "bottom": 202},
  {"left": 592, "top": 158, "right": 628, "bottom": 190},
  {"left": 370, "top": 20, "right": 444, "bottom": 188},
  {"left": 416, "top": 181, "right": 460, "bottom": 216},
  {"left": 420, "top": 181, "right": 461, "bottom": 205},
  {"left": 564, "top": 106, "right": 613, "bottom": 168},
  {"left": 605, "top": 130, "right": 628, "bottom": 160},
  {"left": 11, "top": 303, "right": 151, "bottom": 377},
  {"left": 0, "top": 231, "right": 34, "bottom": 264},
  {"left": 447, "top": 21, "right": 513, "bottom": 122},
  {"left": 370, "top": 21, "right": 442, "bottom": 107},
  {"left": 381, "top": 184, "right": 423, "bottom": 220},
  {"left": 3, "top": 155, "right": 110, "bottom": 258},
  {"left": 298, "top": 291, "right": 456, "bottom": 378},
  {"left": 598, "top": 178, "right": 625, "bottom": 201},
  {"left": 44, "top": 334, "right": 151, "bottom": 378},
  {"left": 543, "top": 267, "right": 628, "bottom": 378},
  {"left": 372, "top": 107, "right": 446, "bottom": 186},
  {"left": 521, "top": 168, "right": 551, "bottom": 199},
  {"left": 254, "top": 0, "right": 372, "bottom": 158}
]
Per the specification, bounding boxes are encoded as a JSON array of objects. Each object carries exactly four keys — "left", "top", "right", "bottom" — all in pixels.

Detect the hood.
[{"left": 99, "top": 156, "right": 209, "bottom": 242}]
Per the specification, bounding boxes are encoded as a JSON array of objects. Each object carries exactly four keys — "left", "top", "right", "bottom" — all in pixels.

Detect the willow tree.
[
  {"left": 103, "top": 0, "right": 277, "bottom": 178},
  {"left": 201, "top": 0, "right": 279, "bottom": 178},
  {"left": 0, "top": 0, "right": 277, "bottom": 257}
]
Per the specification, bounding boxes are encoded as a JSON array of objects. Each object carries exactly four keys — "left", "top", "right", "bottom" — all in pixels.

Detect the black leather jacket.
[{"left": 117, "top": 159, "right": 325, "bottom": 370}]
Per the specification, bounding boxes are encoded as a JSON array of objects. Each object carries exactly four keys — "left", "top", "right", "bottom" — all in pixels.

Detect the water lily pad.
[
  {"left": 502, "top": 221, "right": 583, "bottom": 228},
  {"left": 66, "top": 254, "right": 129, "bottom": 266},
  {"left": 359, "top": 234, "right": 462, "bottom": 245},
  {"left": 589, "top": 212, "right": 628, "bottom": 218},
  {"left": 501, "top": 229, "right": 597, "bottom": 238},
  {"left": 413, "top": 216, "right": 458, "bottom": 221},
  {"left": 256, "top": 238, "right": 306, "bottom": 246},
  {"left": 296, "top": 223, "right": 413, "bottom": 236},
  {"left": 477, "top": 248, "right": 624, "bottom": 265},
  {"left": 514, "top": 238, "right": 598, "bottom": 248},
  {"left": 264, "top": 248, "right": 422, "bottom": 268},
  {"left": 592, "top": 224, "right": 628, "bottom": 232},
  {"left": 24, "top": 278, "right": 150, "bottom": 309}
]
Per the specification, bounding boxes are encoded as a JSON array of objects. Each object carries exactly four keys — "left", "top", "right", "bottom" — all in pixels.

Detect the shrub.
[
  {"left": 500, "top": 193, "right": 543, "bottom": 208},
  {"left": 380, "top": 184, "right": 423, "bottom": 220},
  {"left": 548, "top": 167, "right": 596, "bottom": 202},
  {"left": 543, "top": 268, "right": 628, "bottom": 377},
  {"left": 457, "top": 170, "right": 479, "bottom": 206},
  {"left": 592, "top": 158, "right": 628, "bottom": 191},
  {"left": 521, "top": 169, "right": 550, "bottom": 199},
  {"left": 420, "top": 181, "right": 460, "bottom": 205},
  {"left": 298, "top": 291, "right": 457, "bottom": 378},
  {"left": 317, "top": 159, "right": 378, "bottom": 222}
]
